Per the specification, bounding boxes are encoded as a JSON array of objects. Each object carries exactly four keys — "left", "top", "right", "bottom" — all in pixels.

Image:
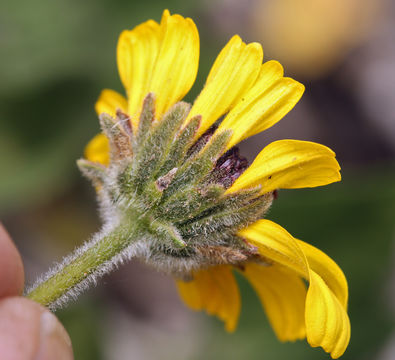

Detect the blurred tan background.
[{"left": 0, "top": 0, "right": 394, "bottom": 359}]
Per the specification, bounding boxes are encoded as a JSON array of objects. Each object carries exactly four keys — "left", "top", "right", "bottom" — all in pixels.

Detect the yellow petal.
[
  {"left": 94, "top": 89, "right": 128, "bottom": 117},
  {"left": 84, "top": 134, "right": 110, "bottom": 166},
  {"left": 239, "top": 220, "right": 307, "bottom": 276},
  {"left": 239, "top": 222, "right": 348, "bottom": 310},
  {"left": 148, "top": 10, "right": 200, "bottom": 119},
  {"left": 242, "top": 263, "right": 306, "bottom": 341},
  {"left": 187, "top": 35, "right": 263, "bottom": 137},
  {"left": 219, "top": 62, "right": 304, "bottom": 148},
  {"left": 297, "top": 239, "right": 348, "bottom": 309},
  {"left": 117, "top": 19, "right": 161, "bottom": 126},
  {"left": 306, "top": 271, "right": 351, "bottom": 359},
  {"left": 228, "top": 139, "right": 341, "bottom": 194},
  {"left": 176, "top": 266, "right": 240, "bottom": 332},
  {"left": 238, "top": 220, "right": 350, "bottom": 358},
  {"left": 89, "top": 90, "right": 126, "bottom": 167}
]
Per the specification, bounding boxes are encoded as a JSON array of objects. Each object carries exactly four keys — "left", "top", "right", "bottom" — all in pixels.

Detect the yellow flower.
[{"left": 85, "top": 10, "right": 350, "bottom": 359}]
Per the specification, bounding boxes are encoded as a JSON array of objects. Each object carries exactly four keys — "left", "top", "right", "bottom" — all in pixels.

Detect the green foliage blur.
[{"left": 1, "top": 0, "right": 394, "bottom": 359}]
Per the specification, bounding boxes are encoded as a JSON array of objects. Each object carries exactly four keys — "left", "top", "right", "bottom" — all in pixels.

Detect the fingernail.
[{"left": 37, "top": 311, "right": 73, "bottom": 360}]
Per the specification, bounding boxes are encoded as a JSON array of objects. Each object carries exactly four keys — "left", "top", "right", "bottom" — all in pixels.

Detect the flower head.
[{"left": 81, "top": 10, "right": 350, "bottom": 358}]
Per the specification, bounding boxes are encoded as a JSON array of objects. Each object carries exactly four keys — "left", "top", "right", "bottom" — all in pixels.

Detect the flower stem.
[{"left": 26, "top": 224, "right": 139, "bottom": 310}]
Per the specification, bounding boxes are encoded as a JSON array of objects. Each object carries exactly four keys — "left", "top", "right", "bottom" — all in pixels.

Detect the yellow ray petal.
[
  {"left": 306, "top": 271, "right": 351, "bottom": 359},
  {"left": 238, "top": 220, "right": 350, "bottom": 358},
  {"left": 242, "top": 78, "right": 303, "bottom": 140},
  {"left": 117, "top": 19, "right": 161, "bottom": 127},
  {"left": 148, "top": 10, "right": 199, "bottom": 119},
  {"left": 219, "top": 62, "right": 304, "bottom": 149},
  {"left": 242, "top": 263, "right": 306, "bottom": 341},
  {"left": 239, "top": 220, "right": 307, "bottom": 276},
  {"left": 187, "top": 35, "right": 263, "bottom": 137},
  {"left": 84, "top": 134, "right": 110, "bottom": 166},
  {"left": 94, "top": 89, "right": 128, "bottom": 117},
  {"left": 240, "top": 221, "right": 348, "bottom": 310},
  {"left": 228, "top": 139, "right": 341, "bottom": 194},
  {"left": 176, "top": 266, "right": 240, "bottom": 332},
  {"left": 297, "top": 239, "right": 348, "bottom": 309}
]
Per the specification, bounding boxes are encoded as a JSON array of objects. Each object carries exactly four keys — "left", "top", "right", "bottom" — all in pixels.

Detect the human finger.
[
  {"left": 0, "top": 223, "right": 24, "bottom": 298},
  {"left": 0, "top": 297, "right": 73, "bottom": 360}
]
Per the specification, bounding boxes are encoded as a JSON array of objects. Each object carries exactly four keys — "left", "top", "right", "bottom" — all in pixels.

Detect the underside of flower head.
[
  {"left": 79, "top": 94, "right": 273, "bottom": 276},
  {"left": 81, "top": 9, "right": 350, "bottom": 359}
]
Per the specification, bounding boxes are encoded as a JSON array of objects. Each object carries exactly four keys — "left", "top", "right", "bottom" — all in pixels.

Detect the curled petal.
[
  {"left": 176, "top": 266, "right": 240, "bottom": 332},
  {"left": 228, "top": 139, "right": 341, "bottom": 194},
  {"left": 187, "top": 35, "right": 263, "bottom": 137},
  {"left": 306, "top": 271, "right": 351, "bottom": 359},
  {"left": 297, "top": 239, "right": 348, "bottom": 309},
  {"left": 238, "top": 220, "right": 350, "bottom": 358}
]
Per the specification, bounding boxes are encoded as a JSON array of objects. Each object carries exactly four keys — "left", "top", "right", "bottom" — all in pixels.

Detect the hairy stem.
[{"left": 26, "top": 224, "right": 140, "bottom": 310}]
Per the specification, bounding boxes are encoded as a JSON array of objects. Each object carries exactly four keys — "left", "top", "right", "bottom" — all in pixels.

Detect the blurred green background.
[{"left": 1, "top": 0, "right": 394, "bottom": 359}]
